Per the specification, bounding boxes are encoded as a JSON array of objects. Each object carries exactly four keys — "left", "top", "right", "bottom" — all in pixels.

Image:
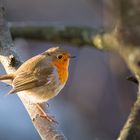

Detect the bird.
[{"left": 0, "top": 47, "right": 75, "bottom": 122}]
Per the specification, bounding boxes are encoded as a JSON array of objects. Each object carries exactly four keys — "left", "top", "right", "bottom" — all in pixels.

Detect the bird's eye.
[{"left": 57, "top": 54, "right": 63, "bottom": 59}]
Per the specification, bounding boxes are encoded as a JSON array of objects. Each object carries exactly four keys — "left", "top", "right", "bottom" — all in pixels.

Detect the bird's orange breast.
[{"left": 52, "top": 60, "right": 69, "bottom": 84}]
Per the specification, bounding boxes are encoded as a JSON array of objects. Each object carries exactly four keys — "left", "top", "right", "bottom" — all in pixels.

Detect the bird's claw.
[{"left": 39, "top": 114, "right": 58, "bottom": 124}]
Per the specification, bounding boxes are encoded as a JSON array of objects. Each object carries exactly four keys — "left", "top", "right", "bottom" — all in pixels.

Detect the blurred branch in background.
[
  {"left": 10, "top": 23, "right": 105, "bottom": 50},
  {"left": 0, "top": 3, "right": 66, "bottom": 140},
  {"left": 8, "top": 0, "right": 140, "bottom": 139},
  {"left": 95, "top": 0, "right": 140, "bottom": 139}
]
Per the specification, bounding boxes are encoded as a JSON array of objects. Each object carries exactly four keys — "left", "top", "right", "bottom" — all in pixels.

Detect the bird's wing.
[{"left": 8, "top": 67, "right": 53, "bottom": 94}]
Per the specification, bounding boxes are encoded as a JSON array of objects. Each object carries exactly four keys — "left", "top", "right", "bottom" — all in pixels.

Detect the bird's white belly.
[
  {"left": 24, "top": 84, "right": 64, "bottom": 103},
  {"left": 18, "top": 68, "right": 65, "bottom": 103}
]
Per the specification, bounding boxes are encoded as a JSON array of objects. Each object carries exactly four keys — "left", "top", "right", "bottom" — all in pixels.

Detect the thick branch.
[
  {"left": 0, "top": 4, "right": 66, "bottom": 140},
  {"left": 10, "top": 23, "right": 102, "bottom": 49}
]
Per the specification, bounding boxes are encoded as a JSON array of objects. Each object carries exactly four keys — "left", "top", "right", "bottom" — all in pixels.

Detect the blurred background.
[{"left": 0, "top": 0, "right": 137, "bottom": 140}]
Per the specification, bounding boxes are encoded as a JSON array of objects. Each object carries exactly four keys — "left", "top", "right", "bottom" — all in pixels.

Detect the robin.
[{"left": 0, "top": 47, "right": 75, "bottom": 122}]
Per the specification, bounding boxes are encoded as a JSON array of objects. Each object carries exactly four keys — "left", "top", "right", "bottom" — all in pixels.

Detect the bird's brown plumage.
[{"left": 0, "top": 47, "right": 71, "bottom": 104}]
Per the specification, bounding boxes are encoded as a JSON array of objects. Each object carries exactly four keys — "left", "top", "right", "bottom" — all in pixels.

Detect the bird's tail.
[
  {"left": 0, "top": 74, "right": 14, "bottom": 80},
  {"left": 0, "top": 74, "right": 15, "bottom": 96},
  {"left": 0, "top": 74, "right": 14, "bottom": 86}
]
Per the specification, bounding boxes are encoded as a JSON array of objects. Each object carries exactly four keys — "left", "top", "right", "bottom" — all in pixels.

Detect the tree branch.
[
  {"left": 10, "top": 22, "right": 102, "bottom": 49},
  {"left": 118, "top": 93, "right": 140, "bottom": 140},
  {"left": 93, "top": 0, "right": 140, "bottom": 139},
  {"left": 92, "top": 20, "right": 140, "bottom": 140},
  {"left": 0, "top": 4, "right": 66, "bottom": 140}
]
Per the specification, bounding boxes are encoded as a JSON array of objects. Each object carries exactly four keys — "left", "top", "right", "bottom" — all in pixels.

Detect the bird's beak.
[{"left": 70, "top": 56, "right": 76, "bottom": 59}]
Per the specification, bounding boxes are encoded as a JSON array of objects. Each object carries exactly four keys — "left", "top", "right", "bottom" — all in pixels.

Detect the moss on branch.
[{"left": 10, "top": 23, "right": 105, "bottom": 49}]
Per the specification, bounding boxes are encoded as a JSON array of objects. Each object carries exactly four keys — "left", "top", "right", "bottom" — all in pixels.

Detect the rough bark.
[{"left": 0, "top": 3, "right": 66, "bottom": 140}]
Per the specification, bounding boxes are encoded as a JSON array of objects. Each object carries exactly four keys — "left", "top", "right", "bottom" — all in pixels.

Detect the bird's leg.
[{"left": 36, "top": 103, "right": 57, "bottom": 123}]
